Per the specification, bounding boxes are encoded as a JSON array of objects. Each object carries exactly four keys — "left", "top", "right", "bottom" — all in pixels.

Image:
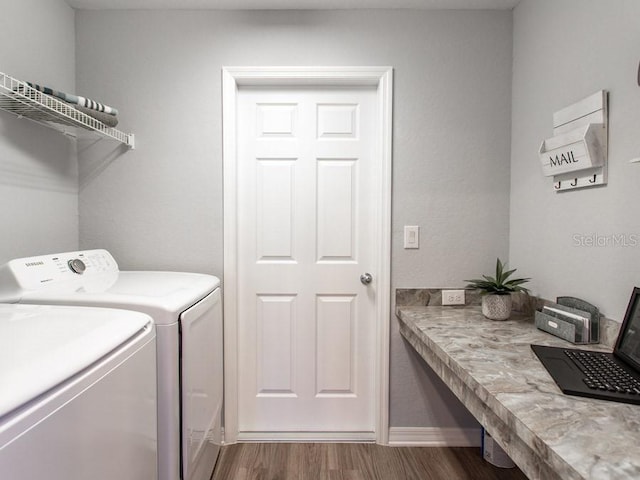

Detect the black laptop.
[{"left": 531, "top": 287, "right": 640, "bottom": 405}]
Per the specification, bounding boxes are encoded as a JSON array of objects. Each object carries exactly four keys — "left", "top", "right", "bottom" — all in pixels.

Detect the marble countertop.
[{"left": 397, "top": 306, "right": 640, "bottom": 480}]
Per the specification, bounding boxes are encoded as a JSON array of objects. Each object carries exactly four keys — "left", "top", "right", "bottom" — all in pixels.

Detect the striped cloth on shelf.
[
  {"left": 11, "top": 84, "right": 118, "bottom": 129},
  {"left": 27, "top": 81, "right": 119, "bottom": 116},
  {"left": 74, "top": 104, "right": 119, "bottom": 127}
]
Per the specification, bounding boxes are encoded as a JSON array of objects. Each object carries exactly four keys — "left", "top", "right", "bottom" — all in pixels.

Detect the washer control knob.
[{"left": 68, "top": 258, "right": 87, "bottom": 275}]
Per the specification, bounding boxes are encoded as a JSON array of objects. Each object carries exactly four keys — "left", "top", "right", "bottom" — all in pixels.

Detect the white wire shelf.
[{"left": 0, "top": 71, "right": 134, "bottom": 149}]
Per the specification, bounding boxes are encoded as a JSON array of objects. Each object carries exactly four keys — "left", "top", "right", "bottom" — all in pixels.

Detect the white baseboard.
[
  {"left": 237, "top": 431, "right": 376, "bottom": 443},
  {"left": 387, "top": 427, "right": 481, "bottom": 447},
  {"left": 231, "top": 428, "right": 480, "bottom": 446}
]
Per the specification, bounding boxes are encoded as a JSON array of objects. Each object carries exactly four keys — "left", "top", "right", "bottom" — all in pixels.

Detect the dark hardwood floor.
[{"left": 211, "top": 443, "right": 529, "bottom": 480}]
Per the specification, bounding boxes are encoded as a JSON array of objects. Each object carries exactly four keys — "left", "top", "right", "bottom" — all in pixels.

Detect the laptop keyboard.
[{"left": 564, "top": 350, "right": 640, "bottom": 395}]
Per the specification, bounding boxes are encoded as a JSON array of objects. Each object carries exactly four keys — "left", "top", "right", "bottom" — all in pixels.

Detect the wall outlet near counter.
[{"left": 442, "top": 289, "right": 465, "bottom": 306}]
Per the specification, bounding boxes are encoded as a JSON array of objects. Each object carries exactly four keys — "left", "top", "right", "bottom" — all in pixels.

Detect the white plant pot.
[{"left": 482, "top": 294, "right": 512, "bottom": 321}]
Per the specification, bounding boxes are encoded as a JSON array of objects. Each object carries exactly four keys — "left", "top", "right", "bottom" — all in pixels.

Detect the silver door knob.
[{"left": 360, "top": 273, "right": 373, "bottom": 285}]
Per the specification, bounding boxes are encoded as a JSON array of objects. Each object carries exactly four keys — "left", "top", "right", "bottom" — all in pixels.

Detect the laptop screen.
[{"left": 614, "top": 287, "right": 640, "bottom": 369}]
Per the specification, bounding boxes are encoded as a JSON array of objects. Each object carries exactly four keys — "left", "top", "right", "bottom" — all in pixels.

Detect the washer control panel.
[
  {"left": 67, "top": 258, "right": 87, "bottom": 275},
  {"left": 1, "top": 249, "right": 119, "bottom": 290}
]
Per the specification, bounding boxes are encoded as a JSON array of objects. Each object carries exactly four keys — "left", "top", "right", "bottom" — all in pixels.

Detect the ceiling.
[{"left": 65, "top": 0, "right": 520, "bottom": 10}]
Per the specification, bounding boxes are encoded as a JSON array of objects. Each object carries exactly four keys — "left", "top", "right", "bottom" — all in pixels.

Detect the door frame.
[{"left": 222, "top": 66, "right": 393, "bottom": 444}]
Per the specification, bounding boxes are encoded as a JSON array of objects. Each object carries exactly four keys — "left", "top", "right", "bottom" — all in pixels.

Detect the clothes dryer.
[
  {"left": 0, "top": 249, "right": 223, "bottom": 480},
  {"left": 0, "top": 303, "right": 157, "bottom": 480}
]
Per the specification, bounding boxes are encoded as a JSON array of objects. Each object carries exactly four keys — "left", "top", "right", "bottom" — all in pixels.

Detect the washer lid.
[
  {"left": 0, "top": 304, "right": 152, "bottom": 418},
  {"left": 19, "top": 271, "right": 220, "bottom": 325}
]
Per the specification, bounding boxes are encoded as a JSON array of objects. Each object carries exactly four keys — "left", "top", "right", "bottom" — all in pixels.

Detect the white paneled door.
[{"left": 236, "top": 86, "right": 378, "bottom": 436}]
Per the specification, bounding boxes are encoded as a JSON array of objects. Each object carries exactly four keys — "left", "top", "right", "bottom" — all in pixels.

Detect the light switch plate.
[{"left": 404, "top": 226, "right": 419, "bottom": 249}]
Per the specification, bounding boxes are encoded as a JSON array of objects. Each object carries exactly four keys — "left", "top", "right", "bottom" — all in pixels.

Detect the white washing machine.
[
  {"left": 0, "top": 303, "right": 157, "bottom": 480},
  {"left": 0, "top": 249, "right": 223, "bottom": 480}
]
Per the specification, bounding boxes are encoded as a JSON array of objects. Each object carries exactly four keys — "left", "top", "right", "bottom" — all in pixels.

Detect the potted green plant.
[{"left": 465, "top": 258, "right": 530, "bottom": 320}]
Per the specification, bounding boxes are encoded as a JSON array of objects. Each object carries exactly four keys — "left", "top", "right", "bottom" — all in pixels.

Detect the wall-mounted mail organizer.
[
  {"left": 535, "top": 296, "right": 600, "bottom": 345},
  {"left": 538, "top": 90, "right": 608, "bottom": 192}
]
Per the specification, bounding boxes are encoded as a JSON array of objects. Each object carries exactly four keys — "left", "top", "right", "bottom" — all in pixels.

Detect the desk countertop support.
[{"left": 396, "top": 306, "right": 640, "bottom": 480}]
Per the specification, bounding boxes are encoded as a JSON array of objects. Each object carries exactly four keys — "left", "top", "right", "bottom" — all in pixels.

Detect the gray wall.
[
  {"left": 5, "top": 0, "right": 638, "bottom": 436},
  {"left": 75, "top": 9, "right": 513, "bottom": 429},
  {"left": 510, "top": 0, "right": 640, "bottom": 322},
  {"left": 0, "top": 0, "right": 77, "bottom": 264}
]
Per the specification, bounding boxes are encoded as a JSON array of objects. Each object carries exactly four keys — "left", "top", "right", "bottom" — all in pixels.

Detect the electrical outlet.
[{"left": 442, "top": 289, "right": 465, "bottom": 306}]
